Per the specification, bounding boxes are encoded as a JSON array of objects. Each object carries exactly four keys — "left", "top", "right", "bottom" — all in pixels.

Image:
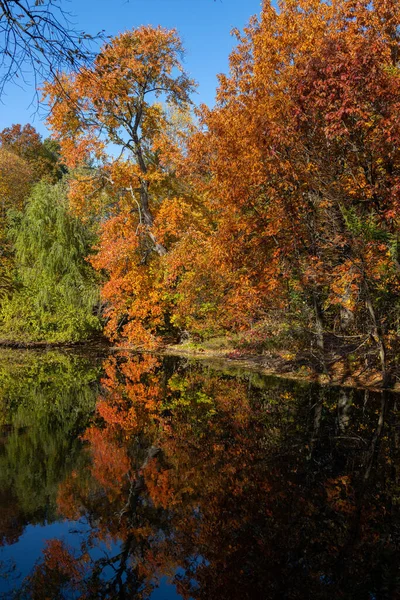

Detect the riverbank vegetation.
[{"left": 1, "top": 0, "right": 400, "bottom": 386}]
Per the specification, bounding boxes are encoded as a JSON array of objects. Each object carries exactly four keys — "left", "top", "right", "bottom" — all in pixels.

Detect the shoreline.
[
  {"left": 113, "top": 342, "right": 397, "bottom": 394},
  {"left": 0, "top": 336, "right": 109, "bottom": 350},
  {"left": 0, "top": 336, "right": 396, "bottom": 393},
  {"left": 0, "top": 339, "right": 90, "bottom": 349}
]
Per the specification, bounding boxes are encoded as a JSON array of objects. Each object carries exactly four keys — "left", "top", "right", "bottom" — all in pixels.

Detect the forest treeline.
[{"left": 1, "top": 0, "right": 400, "bottom": 385}]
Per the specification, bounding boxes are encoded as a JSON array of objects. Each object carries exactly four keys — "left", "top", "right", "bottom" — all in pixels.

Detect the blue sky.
[{"left": 0, "top": 0, "right": 263, "bottom": 138}]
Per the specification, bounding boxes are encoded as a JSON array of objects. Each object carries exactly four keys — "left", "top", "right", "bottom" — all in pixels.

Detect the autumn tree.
[
  {"left": 180, "top": 0, "right": 400, "bottom": 382},
  {"left": 0, "top": 146, "right": 33, "bottom": 223},
  {"left": 45, "top": 25, "right": 196, "bottom": 346},
  {"left": 0, "top": 123, "right": 65, "bottom": 182},
  {"left": 284, "top": 0, "right": 400, "bottom": 383}
]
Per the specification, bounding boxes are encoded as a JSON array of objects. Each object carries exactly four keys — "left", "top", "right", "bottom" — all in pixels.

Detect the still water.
[{"left": 0, "top": 347, "right": 398, "bottom": 599}]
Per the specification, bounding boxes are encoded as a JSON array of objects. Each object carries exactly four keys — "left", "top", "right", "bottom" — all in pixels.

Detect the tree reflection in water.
[{"left": 1, "top": 351, "right": 399, "bottom": 599}]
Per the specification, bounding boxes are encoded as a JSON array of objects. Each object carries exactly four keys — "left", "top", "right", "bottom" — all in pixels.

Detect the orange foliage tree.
[
  {"left": 176, "top": 0, "right": 400, "bottom": 379},
  {"left": 0, "top": 147, "right": 33, "bottom": 223},
  {"left": 44, "top": 26, "right": 196, "bottom": 347},
  {"left": 0, "top": 123, "right": 63, "bottom": 183}
]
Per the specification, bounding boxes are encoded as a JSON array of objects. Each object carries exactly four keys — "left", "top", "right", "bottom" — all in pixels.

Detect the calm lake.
[{"left": 0, "top": 347, "right": 398, "bottom": 599}]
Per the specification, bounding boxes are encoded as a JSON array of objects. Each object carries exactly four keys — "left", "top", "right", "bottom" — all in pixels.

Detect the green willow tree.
[{"left": 0, "top": 181, "right": 101, "bottom": 341}]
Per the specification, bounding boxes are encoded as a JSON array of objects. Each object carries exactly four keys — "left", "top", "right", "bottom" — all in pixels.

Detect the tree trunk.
[
  {"left": 364, "top": 285, "right": 388, "bottom": 387},
  {"left": 313, "top": 291, "right": 329, "bottom": 378},
  {"left": 129, "top": 181, "right": 167, "bottom": 257}
]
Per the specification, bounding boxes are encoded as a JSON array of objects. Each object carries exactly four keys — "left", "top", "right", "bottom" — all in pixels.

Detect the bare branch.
[{"left": 0, "top": 0, "right": 105, "bottom": 102}]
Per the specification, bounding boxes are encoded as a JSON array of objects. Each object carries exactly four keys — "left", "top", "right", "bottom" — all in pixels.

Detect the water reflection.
[
  {"left": 0, "top": 350, "right": 398, "bottom": 598},
  {"left": 0, "top": 349, "right": 102, "bottom": 596}
]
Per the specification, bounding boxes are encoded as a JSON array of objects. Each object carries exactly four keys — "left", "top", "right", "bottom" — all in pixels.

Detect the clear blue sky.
[{"left": 0, "top": 0, "right": 263, "bottom": 138}]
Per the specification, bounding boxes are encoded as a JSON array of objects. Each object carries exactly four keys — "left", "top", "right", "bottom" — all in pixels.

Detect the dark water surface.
[{"left": 0, "top": 348, "right": 398, "bottom": 599}]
